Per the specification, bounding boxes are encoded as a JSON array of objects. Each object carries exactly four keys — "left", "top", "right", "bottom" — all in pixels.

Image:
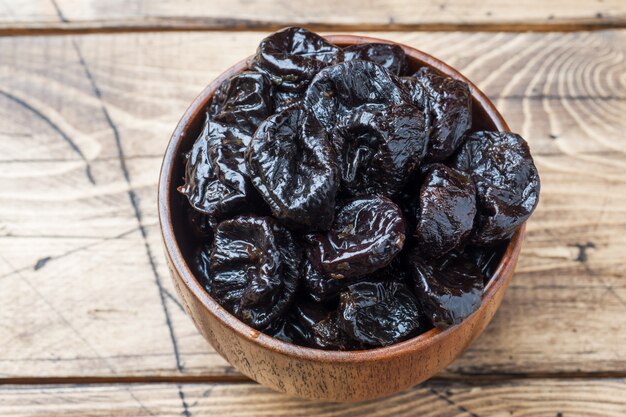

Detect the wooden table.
[{"left": 1, "top": 1, "right": 625, "bottom": 415}]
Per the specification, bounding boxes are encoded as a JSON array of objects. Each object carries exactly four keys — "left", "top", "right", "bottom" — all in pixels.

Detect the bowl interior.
[{"left": 159, "top": 34, "right": 518, "bottom": 360}]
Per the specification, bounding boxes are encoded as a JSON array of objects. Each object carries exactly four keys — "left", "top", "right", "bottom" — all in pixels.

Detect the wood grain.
[
  {"left": 0, "top": 0, "right": 625, "bottom": 33},
  {"left": 1, "top": 379, "right": 625, "bottom": 416},
  {"left": 0, "top": 31, "right": 624, "bottom": 381}
]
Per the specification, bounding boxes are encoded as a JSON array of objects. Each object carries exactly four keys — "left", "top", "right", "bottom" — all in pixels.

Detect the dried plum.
[
  {"left": 301, "top": 258, "right": 346, "bottom": 302},
  {"left": 179, "top": 71, "right": 272, "bottom": 227},
  {"left": 263, "top": 311, "right": 302, "bottom": 344},
  {"left": 291, "top": 300, "right": 356, "bottom": 350},
  {"left": 465, "top": 244, "right": 507, "bottom": 284},
  {"left": 451, "top": 131, "right": 540, "bottom": 245},
  {"left": 302, "top": 255, "right": 407, "bottom": 303},
  {"left": 406, "top": 67, "right": 471, "bottom": 161},
  {"left": 304, "top": 60, "right": 411, "bottom": 131},
  {"left": 332, "top": 103, "right": 428, "bottom": 197},
  {"left": 338, "top": 280, "right": 421, "bottom": 346},
  {"left": 274, "top": 90, "right": 303, "bottom": 112},
  {"left": 207, "top": 78, "right": 229, "bottom": 119},
  {"left": 414, "top": 164, "right": 476, "bottom": 257},
  {"left": 181, "top": 72, "right": 273, "bottom": 226},
  {"left": 208, "top": 215, "right": 301, "bottom": 328},
  {"left": 409, "top": 250, "right": 484, "bottom": 329},
  {"left": 179, "top": 119, "right": 250, "bottom": 226},
  {"left": 343, "top": 43, "right": 408, "bottom": 76},
  {"left": 305, "top": 196, "right": 405, "bottom": 279},
  {"left": 302, "top": 259, "right": 362, "bottom": 302},
  {"left": 211, "top": 71, "right": 274, "bottom": 135},
  {"left": 246, "top": 107, "right": 339, "bottom": 230},
  {"left": 208, "top": 121, "right": 258, "bottom": 206},
  {"left": 252, "top": 27, "right": 342, "bottom": 92}
]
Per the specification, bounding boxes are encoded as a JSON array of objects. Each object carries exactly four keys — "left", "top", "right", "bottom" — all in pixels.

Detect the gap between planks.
[
  {"left": 1, "top": 19, "right": 626, "bottom": 37},
  {"left": 4, "top": 371, "right": 626, "bottom": 386}
]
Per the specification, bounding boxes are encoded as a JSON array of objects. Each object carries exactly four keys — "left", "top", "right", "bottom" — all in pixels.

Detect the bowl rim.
[{"left": 158, "top": 33, "right": 524, "bottom": 364}]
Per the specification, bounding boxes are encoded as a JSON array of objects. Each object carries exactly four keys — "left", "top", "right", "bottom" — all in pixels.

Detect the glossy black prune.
[
  {"left": 338, "top": 280, "right": 421, "bottom": 346},
  {"left": 414, "top": 164, "right": 476, "bottom": 258},
  {"left": 263, "top": 310, "right": 303, "bottom": 344},
  {"left": 246, "top": 107, "right": 338, "bottom": 230},
  {"left": 301, "top": 259, "right": 347, "bottom": 302},
  {"left": 406, "top": 67, "right": 471, "bottom": 162},
  {"left": 409, "top": 250, "right": 484, "bottom": 329},
  {"left": 291, "top": 300, "right": 356, "bottom": 350},
  {"left": 273, "top": 90, "right": 303, "bottom": 112},
  {"left": 304, "top": 61, "right": 411, "bottom": 131},
  {"left": 252, "top": 27, "right": 342, "bottom": 92},
  {"left": 343, "top": 43, "right": 408, "bottom": 76},
  {"left": 210, "top": 71, "right": 274, "bottom": 135},
  {"left": 208, "top": 215, "right": 301, "bottom": 328},
  {"left": 465, "top": 244, "right": 507, "bottom": 284},
  {"left": 451, "top": 131, "right": 540, "bottom": 245},
  {"left": 302, "top": 255, "right": 408, "bottom": 303},
  {"left": 305, "top": 196, "right": 405, "bottom": 279},
  {"left": 180, "top": 69, "right": 272, "bottom": 227},
  {"left": 207, "top": 78, "right": 229, "bottom": 119},
  {"left": 208, "top": 120, "right": 261, "bottom": 206},
  {"left": 179, "top": 119, "right": 250, "bottom": 227},
  {"left": 332, "top": 103, "right": 428, "bottom": 197},
  {"left": 302, "top": 259, "right": 362, "bottom": 303}
]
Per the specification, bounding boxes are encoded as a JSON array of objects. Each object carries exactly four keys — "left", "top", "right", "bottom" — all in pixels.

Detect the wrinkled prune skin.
[
  {"left": 252, "top": 27, "right": 342, "bottom": 92},
  {"left": 274, "top": 90, "right": 303, "bottom": 112},
  {"left": 409, "top": 250, "right": 484, "bottom": 329},
  {"left": 290, "top": 300, "right": 356, "bottom": 350},
  {"left": 303, "top": 255, "right": 407, "bottom": 302},
  {"left": 207, "top": 78, "right": 229, "bottom": 119},
  {"left": 207, "top": 120, "right": 262, "bottom": 203},
  {"left": 304, "top": 61, "right": 411, "bottom": 131},
  {"left": 179, "top": 119, "right": 249, "bottom": 227},
  {"left": 302, "top": 258, "right": 345, "bottom": 302},
  {"left": 305, "top": 196, "right": 405, "bottom": 279},
  {"left": 465, "top": 244, "right": 506, "bottom": 284},
  {"left": 343, "top": 43, "right": 408, "bottom": 76},
  {"left": 182, "top": 72, "right": 273, "bottom": 226},
  {"left": 414, "top": 164, "right": 476, "bottom": 258},
  {"left": 302, "top": 259, "right": 362, "bottom": 302},
  {"left": 451, "top": 131, "right": 540, "bottom": 245},
  {"left": 246, "top": 107, "right": 339, "bottom": 230},
  {"left": 332, "top": 103, "right": 428, "bottom": 197},
  {"left": 405, "top": 67, "right": 471, "bottom": 162},
  {"left": 210, "top": 71, "right": 274, "bottom": 135},
  {"left": 263, "top": 310, "right": 303, "bottom": 344},
  {"left": 208, "top": 216, "right": 301, "bottom": 328},
  {"left": 339, "top": 280, "right": 421, "bottom": 346}
]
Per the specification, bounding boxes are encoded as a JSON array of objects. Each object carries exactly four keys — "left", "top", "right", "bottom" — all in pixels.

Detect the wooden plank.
[
  {"left": 0, "top": 0, "right": 625, "bottom": 34},
  {"left": 0, "top": 31, "right": 624, "bottom": 380},
  {"left": 1, "top": 380, "right": 625, "bottom": 416}
]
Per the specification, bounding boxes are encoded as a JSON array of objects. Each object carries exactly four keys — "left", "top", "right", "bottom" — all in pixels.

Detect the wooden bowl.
[{"left": 158, "top": 34, "right": 524, "bottom": 402}]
